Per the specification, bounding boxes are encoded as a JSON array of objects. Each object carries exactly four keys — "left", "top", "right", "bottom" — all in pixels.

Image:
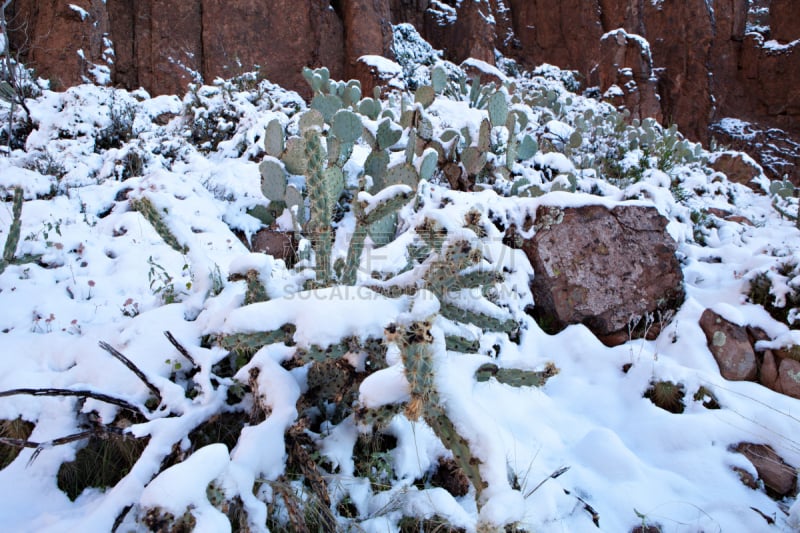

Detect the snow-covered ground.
[{"left": 0, "top": 54, "right": 799, "bottom": 533}]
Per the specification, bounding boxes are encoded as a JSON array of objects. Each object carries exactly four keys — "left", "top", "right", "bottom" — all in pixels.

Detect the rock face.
[
  {"left": 598, "top": 29, "right": 662, "bottom": 122},
  {"left": 770, "top": 0, "right": 800, "bottom": 43},
  {"left": 522, "top": 204, "right": 684, "bottom": 346},
  {"left": 698, "top": 309, "right": 758, "bottom": 381},
  {"left": 5, "top": 0, "right": 799, "bottom": 166}
]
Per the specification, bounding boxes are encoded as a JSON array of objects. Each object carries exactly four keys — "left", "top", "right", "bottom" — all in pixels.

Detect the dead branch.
[
  {"left": 0, "top": 387, "right": 144, "bottom": 415},
  {"left": 98, "top": 341, "right": 163, "bottom": 406},
  {"left": 163, "top": 330, "right": 197, "bottom": 368}
]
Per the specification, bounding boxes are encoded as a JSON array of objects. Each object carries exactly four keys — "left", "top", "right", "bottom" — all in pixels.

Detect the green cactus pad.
[
  {"left": 360, "top": 186, "right": 414, "bottom": 225},
  {"left": 311, "top": 93, "right": 343, "bottom": 123},
  {"left": 376, "top": 118, "right": 402, "bottom": 151},
  {"left": 331, "top": 109, "right": 363, "bottom": 144},
  {"left": 244, "top": 270, "right": 268, "bottom": 305},
  {"left": 284, "top": 185, "right": 305, "bottom": 225},
  {"left": 569, "top": 131, "right": 583, "bottom": 149},
  {"left": 264, "top": 118, "right": 284, "bottom": 158},
  {"left": 323, "top": 166, "right": 345, "bottom": 205},
  {"left": 517, "top": 134, "right": 538, "bottom": 161},
  {"left": 358, "top": 97, "right": 381, "bottom": 120},
  {"left": 344, "top": 80, "right": 362, "bottom": 107},
  {"left": 368, "top": 212, "right": 398, "bottom": 247},
  {"left": 259, "top": 159, "right": 288, "bottom": 202},
  {"left": 219, "top": 324, "right": 297, "bottom": 355},
  {"left": 387, "top": 163, "right": 419, "bottom": 189},
  {"left": 298, "top": 109, "right": 325, "bottom": 134},
  {"left": 405, "top": 129, "right": 417, "bottom": 165},
  {"left": 282, "top": 136, "right": 308, "bottom": 175},
  {"left": 418, "top": 148, "right": 438, "bottom": 182},
  {"left": 488, "top": 91, "right": 509, "bottom": 128},
  {"left": 474, "top": 363, "right": 557, "bottom": 388},
  {"left": 418, "top": 116, "right": 434, "bottom": 141},
  {"left": 431, "top": 65, "right": 447, "bottom": 93},
  {"left": 365, "top": 150, "right": 390, "bottom": 191},
  {"left": 461, "top": 146, "right": 487, "bottom": 176},
  {"left": 477, "top": 119, "right": 491, "bottom": 152},
  {"left": 415, "top": 85, "right": 436, "bottom": 109}
]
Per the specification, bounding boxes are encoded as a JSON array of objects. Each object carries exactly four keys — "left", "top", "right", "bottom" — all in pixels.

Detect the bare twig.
[
  {"left": 0, "top": 387, "right": 143, "bottom": 415},
  {"left": 524, "top": 465, "right": 570, "bottom": 498},
  {"left": 0, "top": 425, "right": 128, "bottom": 449},
  {"left": 163, "top": 331, "right": 197, "bottom": 368},
  {"left": 98, "top": 341, "right": 163, "bottom": 405}
]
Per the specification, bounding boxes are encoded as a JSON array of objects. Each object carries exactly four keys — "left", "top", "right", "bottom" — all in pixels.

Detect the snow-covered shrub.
[{"left": 392, "top": 23, "right": 443, "bottom": 90}]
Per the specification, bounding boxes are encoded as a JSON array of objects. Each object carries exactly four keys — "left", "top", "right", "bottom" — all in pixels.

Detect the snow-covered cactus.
[
  {"left": 130, "top": 196, "right": 188, "bottom": 253},
  {"left": 0, "top": 188, "right": 23, "bottom": 275},
  {"left": 396, "top": 319, "right": 487, "bottom": 498},
  {"left": 303, "top": 128, "right": 332, "bottom": 285}
]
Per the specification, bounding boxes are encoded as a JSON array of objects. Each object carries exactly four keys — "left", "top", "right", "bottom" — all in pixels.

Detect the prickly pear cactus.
[
  {"left": 0, "top": 187, "right": 23, "bottom": 275},
  {"left": 259, "top": 159, "right": 287, "bottom": 202},
  {"left": 264, "top": 118, "right": 284, "bottom": 158},
  {"left": 331, "top": 109, "right": 363, "bottom": 144}
]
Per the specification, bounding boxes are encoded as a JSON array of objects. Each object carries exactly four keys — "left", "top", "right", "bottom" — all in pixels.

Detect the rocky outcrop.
[
  {"left": 5, "top": 0, "right": 798, "bottom": 164},
  {"left": 598, "top": 29, "right": 662, "bottom": 122},
  {"left": 522, "top": 204, "right": 684, "bottom": 346}
]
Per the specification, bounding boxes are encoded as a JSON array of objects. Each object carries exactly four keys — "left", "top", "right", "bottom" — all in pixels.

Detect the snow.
[
  {"left": 68, "top": 4, "right": 90, "bottom": 21},
  {"left": 0, "top": 48, "right": 799, "bottom": 533},
  {"left": 461, "top": 58, "right": 508, "bottom": 82},
  {"left": 358, "top": 55, "right": 403, "bottom": 77}
]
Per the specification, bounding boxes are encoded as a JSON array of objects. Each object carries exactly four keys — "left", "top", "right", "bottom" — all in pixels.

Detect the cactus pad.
[
  {"left": 259, "top": 159, "right": 287, "bottom": 202},
  {"left": 264, "top": 118, "right": 284, "bottom": 158},
  {"left": 331, "top": 109, "right": 363, "bottom": 144}
]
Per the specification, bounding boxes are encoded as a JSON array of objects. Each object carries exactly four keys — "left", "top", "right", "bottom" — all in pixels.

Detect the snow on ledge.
[{"left": 358, "top": 55, "right": 402, "bottom": 76}]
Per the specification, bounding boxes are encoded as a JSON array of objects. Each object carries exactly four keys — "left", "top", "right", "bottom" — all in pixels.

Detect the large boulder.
[{"left": 522, "top": 204, "right": 684, "bottom": 346}]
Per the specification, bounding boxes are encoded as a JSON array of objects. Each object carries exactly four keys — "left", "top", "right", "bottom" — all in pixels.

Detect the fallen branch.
[
  {"left": 0, "top": 387, "right": 144, "bottom": 415},
  {"left": 0, "top": 425, "right": 128, "bottom": 449},
  {"left": 163, "top": 331, "right": 197, "bottom": 368},
  {"left": 98, "top": 341, "right": 163, "bottom": 406}
]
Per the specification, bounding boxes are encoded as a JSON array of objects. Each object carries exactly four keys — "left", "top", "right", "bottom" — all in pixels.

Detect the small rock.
[
  {"left": 760, "top": 350, "right": 780, "bottom": 391},
  {"left": 698, "top": 309, "right": 758, "bottom": 381},
  {"left": 778, "top": 358, "right": 800, "bottom": 400},
  {"left": 735, "top": 442, "right": 797, "bottom": 498}
]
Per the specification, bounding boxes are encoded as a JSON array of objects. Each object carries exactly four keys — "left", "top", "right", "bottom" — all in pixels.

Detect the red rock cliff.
[{"left": 5, "top": 0, "right": 799, "bottom": 178}]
